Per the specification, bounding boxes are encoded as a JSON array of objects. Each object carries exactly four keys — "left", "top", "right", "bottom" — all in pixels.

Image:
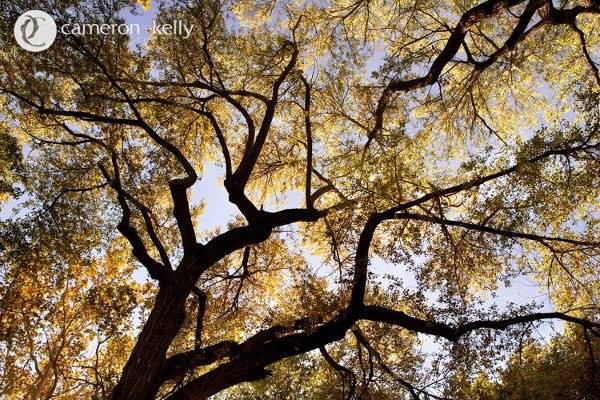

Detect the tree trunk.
[{"left": 111, "top": 283, "right": 189, "bottom": 400}]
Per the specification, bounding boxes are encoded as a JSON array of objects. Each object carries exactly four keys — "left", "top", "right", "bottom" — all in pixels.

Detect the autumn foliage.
[{"left": 1, "top": 0, "right": 600, "bottom": 399}]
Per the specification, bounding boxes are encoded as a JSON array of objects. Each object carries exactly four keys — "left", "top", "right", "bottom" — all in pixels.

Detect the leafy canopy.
[{"left": 0, "top": 0, "right": 599, "bottom": 399}]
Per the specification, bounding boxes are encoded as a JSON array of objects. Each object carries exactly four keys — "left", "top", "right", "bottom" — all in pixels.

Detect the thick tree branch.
[
  {"left": 122, "top": 192, "right": 173, "bottom": 270},
  {"left": 162, "top": 341, "right": 240, "bottom": 382},
  {"left": 394, "top": 212, "right": 599, "bottom": 248},
  {"left": 165, "top": 300, "right": 600, "bottom": 399},
  {"left": 360, "top": 305, "right": 600, "bottom": 342},
  {"left": 227, "top": 41, "right": 299, "bottom": 209},
  {"left": 192, "top": 289, "right": 207, "bottom": 351},
  {"left": 300, "top": 75, "right": 314, "bottom": 209},
  {"left": 98, "top": 159, "right": 172, "bottom": 282}
]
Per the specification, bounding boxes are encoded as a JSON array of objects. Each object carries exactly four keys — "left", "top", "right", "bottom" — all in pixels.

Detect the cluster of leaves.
[{"left": 450, "top": 326, "right": 600, "bottom": 400}]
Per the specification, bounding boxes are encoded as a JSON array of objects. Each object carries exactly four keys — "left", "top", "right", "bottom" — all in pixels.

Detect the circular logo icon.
[{"left": 14, "top": 10, "right": 57, "bottom": 52}]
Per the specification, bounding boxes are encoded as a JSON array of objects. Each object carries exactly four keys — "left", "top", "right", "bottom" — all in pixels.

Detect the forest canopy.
[{"left": 0, "top": 0, "right": 599, "bottom": 399}]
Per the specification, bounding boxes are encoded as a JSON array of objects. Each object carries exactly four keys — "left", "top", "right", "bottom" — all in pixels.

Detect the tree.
[{"left": 0, "top": 0, "right": 599, "bottom": 399}]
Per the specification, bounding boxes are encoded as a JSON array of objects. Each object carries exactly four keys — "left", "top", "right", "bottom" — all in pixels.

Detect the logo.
[{"left": 14, "top": 10, "right": 57, "bottom": 52}]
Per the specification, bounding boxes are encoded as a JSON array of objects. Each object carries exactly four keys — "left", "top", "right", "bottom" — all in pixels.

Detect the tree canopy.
[{"left": 0, "top": 0, "right": 599, "bottom": 399}]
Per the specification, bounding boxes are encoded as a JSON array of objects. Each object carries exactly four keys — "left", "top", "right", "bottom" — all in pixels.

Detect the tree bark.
[{"left": 111, "top": 283, "right": 190, "bottom": 400}]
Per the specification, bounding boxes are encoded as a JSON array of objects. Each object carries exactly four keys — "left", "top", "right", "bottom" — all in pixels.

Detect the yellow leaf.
[{"left": 138, "top": 0, "right": 151, "bottom": 10}]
